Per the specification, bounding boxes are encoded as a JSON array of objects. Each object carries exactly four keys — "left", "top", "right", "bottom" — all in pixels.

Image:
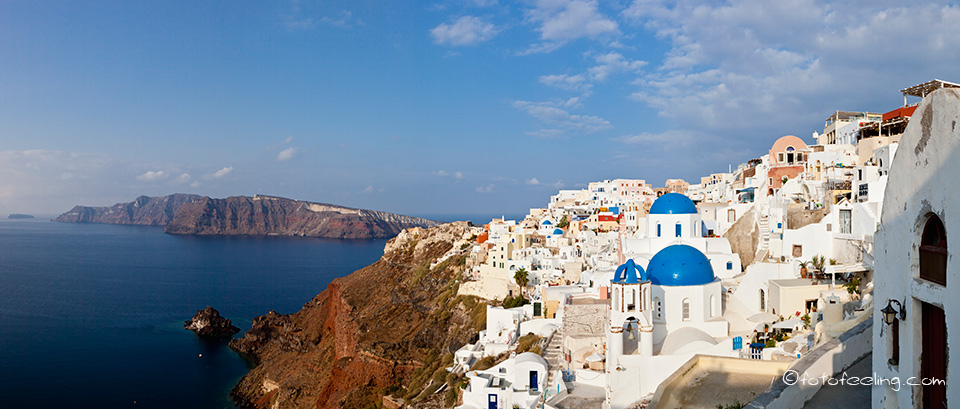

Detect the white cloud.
[
  {"left": 526, "top": 178, "right": 540, "bottom": 185},
  {"left": 539, "top": 73, "right": 590, "bottom": 92},
  {"left": 173, "top": 173, "right": 191, "bottom": 184},
  {"left": 0, "top": 150, "right": 113, "bottom": 214},
  {"left": 320, "top": 10, "right": 363, "bottom": 28},
  {"left": 212, "top": 166, "right": 233, "bottom": 179},
  {"left": 454, "top": 171, "right": 463, "bottom": 179},
  {"left": 190, "top": 181, "right": 202, "bottom": 188},
  {"left": 524, "top": 0, "right": 618, "bottom": 52},
  {"left": 587, "top": 52, "right": 646, "bottom": 81},
  {"left": 277, "top": 147, "right": 299, "bottom": 161},
  {"left": 434, "top": 170, "right": 449, "bottom": 176},
  {"left": 136, "top": 170, "right": 167, "bottom": 182},
  {"left": 552, "top": 180, "right": 565, "bottom": 188},
  {"left": 513, "top": 99, "right": 611, "bottom": 133},
  {"left": 431, "top": 16, "right": 499, "bottom": 46},
  {"left": 476, "top": 184, "right": 494, "bottom": 193},
  {"left": 362, "top": 185, "right": 374, "bottom": 193},
  {"left": 540, "top": 52, "right": 645, "bottom": 94},
  {"left": 620, "top": 0, "right": 960, "bottom": 135},
  {"left": 526, "top": 129, "right": 565, "bottom": 138}
]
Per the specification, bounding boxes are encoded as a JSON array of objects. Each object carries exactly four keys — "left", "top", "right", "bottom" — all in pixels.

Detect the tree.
[
  {"left": 514, "top": 267, "right": 529, "bottom": 288},
  {"left": 557, "top": 215, "right": 569, "bottom": 228}
]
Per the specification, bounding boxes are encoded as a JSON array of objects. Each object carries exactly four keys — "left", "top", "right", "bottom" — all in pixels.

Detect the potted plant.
[{"left": 798, "top": 261, "right": 810, "bottom": 278}]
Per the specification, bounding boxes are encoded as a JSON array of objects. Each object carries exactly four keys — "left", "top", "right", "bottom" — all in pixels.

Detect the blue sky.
[{"left": 2, "top": 1, "right": 959, "bottom": 217}]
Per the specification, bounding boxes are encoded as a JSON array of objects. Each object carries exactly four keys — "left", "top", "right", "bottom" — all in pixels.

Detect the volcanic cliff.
[
  {"left": 229, "top": 222, "right": 486, "bottom": 408},
  {"left": 54, "top": 194, "right": 439, "bottom": 239},
  {"left": 165, "top": 194, "right": 438, "bottom": 239},
  {"left": 53, "top": 193, "right": 202, "bottom": 225}
]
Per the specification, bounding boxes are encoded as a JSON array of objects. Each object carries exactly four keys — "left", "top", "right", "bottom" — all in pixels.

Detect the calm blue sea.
[{"left": 0, "top": 219, "right": 388, "bottom": 409}]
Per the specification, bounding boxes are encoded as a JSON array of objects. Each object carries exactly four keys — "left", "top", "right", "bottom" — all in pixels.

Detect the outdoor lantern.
[{"left": 882, "top": 299, "right": 906, "bottom": 325}]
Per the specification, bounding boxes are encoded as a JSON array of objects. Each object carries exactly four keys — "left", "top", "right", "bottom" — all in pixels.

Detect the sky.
[{"left": 2, "top": 0, "right": 959, "bottom": 217}]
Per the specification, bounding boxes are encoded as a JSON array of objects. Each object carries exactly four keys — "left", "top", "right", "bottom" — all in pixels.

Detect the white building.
[
  {"left": 873, "top": 88, "right": 959, "bottom": 409},
  {"left": 458, "top": 352, "right": 549, "bottom": 409}
]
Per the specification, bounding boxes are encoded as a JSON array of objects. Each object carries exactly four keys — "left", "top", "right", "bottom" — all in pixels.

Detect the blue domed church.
[{"left": 605, "top": 193, "right": 736, "bottom": 408}]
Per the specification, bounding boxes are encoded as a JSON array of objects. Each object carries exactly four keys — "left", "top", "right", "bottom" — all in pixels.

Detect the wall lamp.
[{"left": 881, "top": 299, "right": 906, "bottom": 325}]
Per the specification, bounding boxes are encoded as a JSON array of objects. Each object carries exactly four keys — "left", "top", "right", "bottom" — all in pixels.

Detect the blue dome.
[
  {"left": 612, "top": 259, "right": 646, "bottom": 284},
  {"left": 553, "top": 228, "right": 564, "bottom": 235},
  {"left": 649, "top": 193, "right": 698, "bottom": 215},
  {"left": 542, "top": 220, "right": 552, "bottom": 225},
  {"left": 647, "top": 245, "right": 715, "bottom": 286}
]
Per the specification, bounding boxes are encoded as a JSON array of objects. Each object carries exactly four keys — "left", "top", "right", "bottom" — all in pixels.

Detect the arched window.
[
  {"left": 657, "top": 223, "right": 661, "bottom": 237},
  {"left": 920, "top": 214, "right": 947, "bottom": 285},
  {"left": 612, "top": 287, "right": 619, "bottom": 311},
  {"left": 675, "top": 223, "right": 682, "bottom": 237},
  {"left": 710, "top": 295, "right": 717, "bottom": 317},
  {"left": 759, "top": 289, "right": 766, "bottom": 311},
  {"left": 628, "top": 288, "right": 636, "bottom": 311},
  {"left": 682, "top": 299, "right": 691, "bottom": 321}
]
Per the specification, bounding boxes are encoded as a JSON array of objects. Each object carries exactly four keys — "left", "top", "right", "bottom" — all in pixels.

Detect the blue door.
[
  {"left": 488, "top": 394, "right": 497, "bottom": 409},
  {"left": 530, "top": 370, "right": 539, "bottom": 391}
]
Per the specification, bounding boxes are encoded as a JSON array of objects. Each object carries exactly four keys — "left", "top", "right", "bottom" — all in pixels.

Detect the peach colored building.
[{"left": 767, "top": 135, "right": 808, "bottom": 192}]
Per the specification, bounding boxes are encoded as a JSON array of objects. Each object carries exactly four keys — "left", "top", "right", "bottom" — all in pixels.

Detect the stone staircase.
[
  {"left": 543, "top": 328, "right": 565, "bottom": 387},
  {"left": 757, "top": 213, "right": 770, "bottom": 261}
]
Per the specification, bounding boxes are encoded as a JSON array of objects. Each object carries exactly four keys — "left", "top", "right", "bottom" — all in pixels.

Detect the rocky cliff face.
[
  {"left": 52, "top": 194, "right": 203, "bottom": 225},
  {"left": 164, "top": 194, "right": 439, "bottom": 239},
  {"left": 55, "top": 194, "right": 439, "bottom": 239},
  {"left": 229, "top": 222, "right": 486, "bottom": 409}
]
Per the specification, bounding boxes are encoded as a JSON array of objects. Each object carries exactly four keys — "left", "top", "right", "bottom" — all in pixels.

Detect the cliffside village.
[{"left": 418, "top": 80, "right": 960, "bottom": 409}]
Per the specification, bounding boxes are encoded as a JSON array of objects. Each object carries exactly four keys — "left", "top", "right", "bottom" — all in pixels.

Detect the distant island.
[
  {"left": 8, "top": 214, "right": 35, "bottom": 219},
  {"left": 54, "top": 194, "right": 439, "bottom": 239}
]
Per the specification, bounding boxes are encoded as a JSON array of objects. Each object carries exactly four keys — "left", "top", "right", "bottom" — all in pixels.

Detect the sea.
[{"left": 0, "top": 213, "right": 519, "bottom": 409}]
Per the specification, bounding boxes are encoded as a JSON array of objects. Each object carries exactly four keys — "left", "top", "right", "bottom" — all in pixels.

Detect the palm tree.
[{"left": 514, "top": 267, "right": 529, "bottom": 295}]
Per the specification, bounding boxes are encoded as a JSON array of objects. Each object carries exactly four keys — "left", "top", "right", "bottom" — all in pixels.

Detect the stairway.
[
  {"left": 757, "top": 214, "right": 770, "bottom": 261},
  {"left": 543, "top": 328, "right": 565, "bottom": 387}
]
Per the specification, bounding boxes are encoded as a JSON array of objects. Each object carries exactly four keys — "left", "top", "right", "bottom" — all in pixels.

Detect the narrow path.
[{"left": 803, "top": 353, "right": 872, "bottom": 408}]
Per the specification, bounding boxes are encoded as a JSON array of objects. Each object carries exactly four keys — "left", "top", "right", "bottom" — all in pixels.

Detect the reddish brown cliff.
[
  {"left": 229, "top": 223, "right": 486, "bottom": 409},
  {"left": 165, "top": 194, "right": 439, "bottom": 239}
]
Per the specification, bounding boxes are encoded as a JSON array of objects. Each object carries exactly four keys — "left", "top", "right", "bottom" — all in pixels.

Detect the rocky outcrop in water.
[
  {"left": 229, "top": 222, "right": 486, "bottom": 409},
  {"left": 185, "top": 306, "right": 240, "bottom": 338},
  {"left": 164, "top": 194, "right": 439, "bottom": 239},
  {"left": 53, "top": 194, "right": 202, "bottom": 225}
]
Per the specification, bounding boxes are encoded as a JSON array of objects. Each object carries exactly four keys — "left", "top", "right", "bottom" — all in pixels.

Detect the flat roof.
[{"left": 901, "top": 79, "right": 960, "bottom": 97}]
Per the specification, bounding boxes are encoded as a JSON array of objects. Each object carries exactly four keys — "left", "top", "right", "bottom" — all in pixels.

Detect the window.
[
  {"left": 793, "top": 245, "right": 803, "bottom": 257},
  {"left": 727, "top": 209, "right": 736, "bottom": 223},
  {"left": 657, "top": 223, "right": 661, "bottom": 237},
  {"left": 654, "top": 297, "right": 662, "bottom": 320},
  {"left": 710, "top": 295, "right": 717, "bottom": 317},
  {"left": 759, "top": 289, "right": 765, "bottom": 311},
  {"left": 612, "top": 287, "right": 619, "bottom": 311},
  {"left": 726, "top": 261, "right": 733, "bottom": 270},
  {"left": 778, "top": 153, "right": 785, "bottom": 163},
  {"left": 920, "top": 214, "right": 947, "bottom": 285},
  {"left": 840, "top": 209, "right": 852, "bottom": 234},
  {"left": 682, "top": 299, "right": 691, "bottom": 321},
  {"left": 675, "top": 223, "right": 682, "bottom": 237},
  {"left": 628, "top": 288, "right": 636, "bottom": 311}
]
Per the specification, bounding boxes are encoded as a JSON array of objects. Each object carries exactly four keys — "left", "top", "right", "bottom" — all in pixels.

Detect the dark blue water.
[{"left": 0, "top": 219, "right": 387, "bottom": 409}]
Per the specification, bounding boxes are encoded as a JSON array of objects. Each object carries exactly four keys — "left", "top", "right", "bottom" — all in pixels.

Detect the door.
[
  {"left": 488, "top": 394, "right": 497, "bottom": 409},
  {"left": 530, "top": 370, "right": 539, "bottom": 391},
  {"left": 922, "top": 302, "right": 947, "bottom": 408}
]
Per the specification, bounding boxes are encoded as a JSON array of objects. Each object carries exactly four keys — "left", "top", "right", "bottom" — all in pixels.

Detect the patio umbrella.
[
  {"left": 585, "top": 353, "right": 605, "bottom": 362},
  {"left": 747, "top": 312, "right": 778, "bottom": 323},
  {"left": 773, "top": 318, "right": 802, "bottom": 330}
]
